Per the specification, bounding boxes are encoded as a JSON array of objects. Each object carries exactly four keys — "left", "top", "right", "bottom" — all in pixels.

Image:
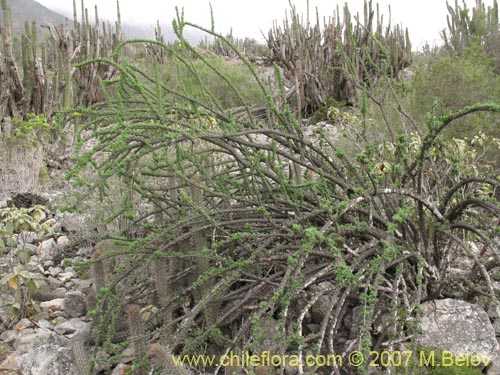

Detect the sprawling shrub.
[{"left": 65, "top": 9, "right": 500, "bottom": 375}]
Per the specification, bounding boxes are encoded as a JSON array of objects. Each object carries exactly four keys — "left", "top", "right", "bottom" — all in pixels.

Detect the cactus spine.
[
  {"left": 92, "top": 249, "right": 106, "bottom": 294},
  {"left": 127, "top": 304, "right": 147, "bottom": 374},
  {"left": 149, "top": 343, "right": 191, "bottom": 375}
]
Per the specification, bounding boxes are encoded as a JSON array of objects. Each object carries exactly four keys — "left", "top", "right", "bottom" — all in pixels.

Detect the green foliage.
[
  {"left": 64, "top": 7, "right": 500, "bottom": 374},
  {"left": 1, "top": 264, "right": 44, "bottom": 295},
  {"left": 3, "top": 114, "right": 50, "bottom": 147},
  {"left": 0, "top": 205, "right": 55, "bottom": 244},
  {"left": 442, "top": 0, "right": 499, "bottom": 55},
  {"left": 160, "top": 52, "right": 266, "bottom": 109},
  {"left": 410, "top": 49, "right": 500, "bottom": 136}
]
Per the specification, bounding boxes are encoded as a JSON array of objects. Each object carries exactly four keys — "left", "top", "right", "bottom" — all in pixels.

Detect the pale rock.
[
  {"left": 18, "top": 232, "right": 38, "bottom": 245},
  {"left": 40, "top": 298, "right": 65, "bottom": 311},
  {"left": 309, "top": 281, "right": 335, "bottom": 324},
  {"left": 111, "top": 363, "right": 133, "bottom": 375},
  {"left": 0, "top": 355, "right": 19, "bottom": 375},
  {"left": 72, "top": 278, "right": 92, "bottom": 291},
  {"left": 38, "top": 320, "right": 54, "bottom": 330},
  {"left": 15, "top": 318, "right": 34, "bottom": 330},
  {"left": 487, "top": 356, "right": 500, "bottom": 375},
  {"left": 488, "top": 304, "right": 500, "bottom": 319},
  {"left": 14, "top": 329, "right": 66, "bottom": 352},
  {"left": 54, "top": 318, "right": 88, "bottom": 335},
  {"left": 47, "top": 275, "right": 63, "bottom": 289},
  {"left": 56, "top": 236, "right": 70, "bottom": 249},
  {"left": 48, "top": 266, "right": 63, "bottom": 277},
  {"left": 120, "top": 345, "right": 135, "bottom": 363},
  {"left": 52, "top": 287, "right": 68, "bottom": 299},
  {"left": 0, "top": 292, "right": 12, "bottom": 323},
  {"left": 417, "top": 298, "right": 499, "bottom": 369},
  {"left": 36, "top": 238, "right": 58, "bottom": 262},
  {"left": 63, "top": 291, "right": 87, "bottom": 318},
  {"left": 14, "top": 330, "right": 73, "bottom": 375},
  {"left": 57, "top": 272, "right": 74, "bottom": 283},
  {"left": 0, "top": 329, "right": 18, "bottom": 344},
  {"left": 76, "top": 246, "right": 93, "bottom": 257}
]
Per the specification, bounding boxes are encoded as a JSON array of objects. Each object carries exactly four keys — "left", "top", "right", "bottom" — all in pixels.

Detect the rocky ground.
[{"left": 0, "top": 191, "right": 500, "bottom": 374}]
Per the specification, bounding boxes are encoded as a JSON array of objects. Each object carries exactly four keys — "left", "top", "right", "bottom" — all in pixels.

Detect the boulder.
[
  {"left": 56, "top": 236, "right": 70, "bottom": 249},
  {"left": 63, "top": 291, "right": 87, "bottom": 318},
  {"left": 36, "top": 238, "right": 59, "bottom": 262},
  {"left": 54, "top": 318, "right": 88, "bottom": 335},
  {"left": 14, "top": 330, "right": 73, "bottom": 375},
  {"left": 417, "top": 298, "right": 499, "bottom": 369},
  {"left": 111, "top": 363, "right": 133, "bottom": 375},
  {"left": 40, "top": 298, "right": 65, "bottom": 311},
  {"left": 309, "top": 281, "right": 335, "bottom": 324}
]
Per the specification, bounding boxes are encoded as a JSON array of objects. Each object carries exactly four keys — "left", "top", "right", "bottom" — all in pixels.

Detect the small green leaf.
[
  {"left": 17, "top": 249, "right": 31, "bottom": 265},
  {"left": 19, "top": 270, "right": 32, "bottom": 279},
  {"left": 1, "top": 272, "right": 15, "bottom": 285},
  {"left": 5, "top": 222, "right": 14, "bottom": 235},
  {"left": 26, "top": 279, "right": 38, "bottom": 294}
]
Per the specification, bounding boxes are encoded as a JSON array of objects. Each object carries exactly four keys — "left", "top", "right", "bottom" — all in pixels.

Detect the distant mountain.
[
  {"left": 121, "top": 22, "right": 212, "bottom": 45},
  {"left": 0, "top": 0, "right": 69, "bottom": 35},
  {"left": 0, "top": 0, "right": 208, "bottom": 45}
]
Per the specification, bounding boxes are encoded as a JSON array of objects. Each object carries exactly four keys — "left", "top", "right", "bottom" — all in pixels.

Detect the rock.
[
  {"left": 417, "top": 299, "right": 499, "bottom": 369},
  {"left": 15, "top": 318, "right": 34, "bottom": 330},
  {"left": 492, "top": 319, "right": 500, "bottom": 335},
  {"left": 59, "top": 212, "right": 91, "bottom": 234},
  {"left": 18, "top": 232, "right": 38, "bottom": 245},
  {"left": 47, "top": 275, "right": 64, "bottom": 289},
  {"left": 120, "top": 345, "right": 135, "bottom": 363},
  {"left": 111, "top": 363, "right": 133, "bottom": 375},
  {"left": 57, "top": 272, "right": 74, "bottom": 283},
  {"left": 54, "top": 318, "right": 88, "bottom": 335},
  {"left": 76, "top": 246, "right": 93, "bottom": 257},
  {"left": 48, "top": 266, "right": 63, "bottom": 277},
  {"left": 56, "top": 236, "right": 70, "bottom": 249},
  {"left": 63, "top": 291, "right": 87, "bottom": 318},
  {"left": 14, "top": 329, "right": 66, "bottom": 353},
  {"left": 14, "top": 330, "right": 73, "bottom": 375},
  {"left": 72, "top": 278, "right": 92, "bottom": 291},
  {"left": 309, "top": 281, "right": 335, "bottom": 324},
  {"left": 38, "top": 320, "right": 54, "bottom": 330},
  {"left": 0, "top": 355, "right": 19, "bottom": 375},
  {"left": 488, "top": 304, "right": 500, "bottom": 319},
  {"left": 37, "top": 238, "right": 58, "bottom": 262},
  {"left": 487, "top": 356, "right": 500, "bottom": 375},
  {"left": 40, "top": 298, "right": 65, "bottom": 311},
  {"left": 0, "top": 292, "right": 12, "bottom": 323},
  {"left": 52, "top": 287, "right": 69, "bottom": 299},
  {"left": 0, "top": 329, "right": 18, "bottom": 344},
  {"left": 26, "top": 256, "right": 43, "bottom": 273}
]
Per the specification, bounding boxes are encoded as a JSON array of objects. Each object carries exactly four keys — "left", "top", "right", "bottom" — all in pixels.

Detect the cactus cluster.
[
  {"left": 0, "top": 0, "right": 124, "bottom": 122},
  {"left": 442, "top": 0, "right": 499, "bottom": 54},
  {"left": 266, "top": 0, "right": 412, "bottom": 117}
]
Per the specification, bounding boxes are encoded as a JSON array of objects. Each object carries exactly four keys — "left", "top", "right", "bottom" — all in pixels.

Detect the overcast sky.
[{"left": 36, "top": 0, "right": 481, "bottom": 49}]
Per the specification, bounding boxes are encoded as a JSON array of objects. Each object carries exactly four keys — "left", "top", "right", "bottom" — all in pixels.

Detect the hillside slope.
[{"left": 0, "top": 0, "right": 68, "bottom": 34}]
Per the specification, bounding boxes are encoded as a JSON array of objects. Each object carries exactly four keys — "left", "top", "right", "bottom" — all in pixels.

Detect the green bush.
[
  {"left": 410, "top": 47, "right": 500, "bottom": 138},
  {"left": 64, "top": 9, "right": 500, "bottom": 374},
  {"left": 160, "top": 52, "right": 266, "bottom": 109}
]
